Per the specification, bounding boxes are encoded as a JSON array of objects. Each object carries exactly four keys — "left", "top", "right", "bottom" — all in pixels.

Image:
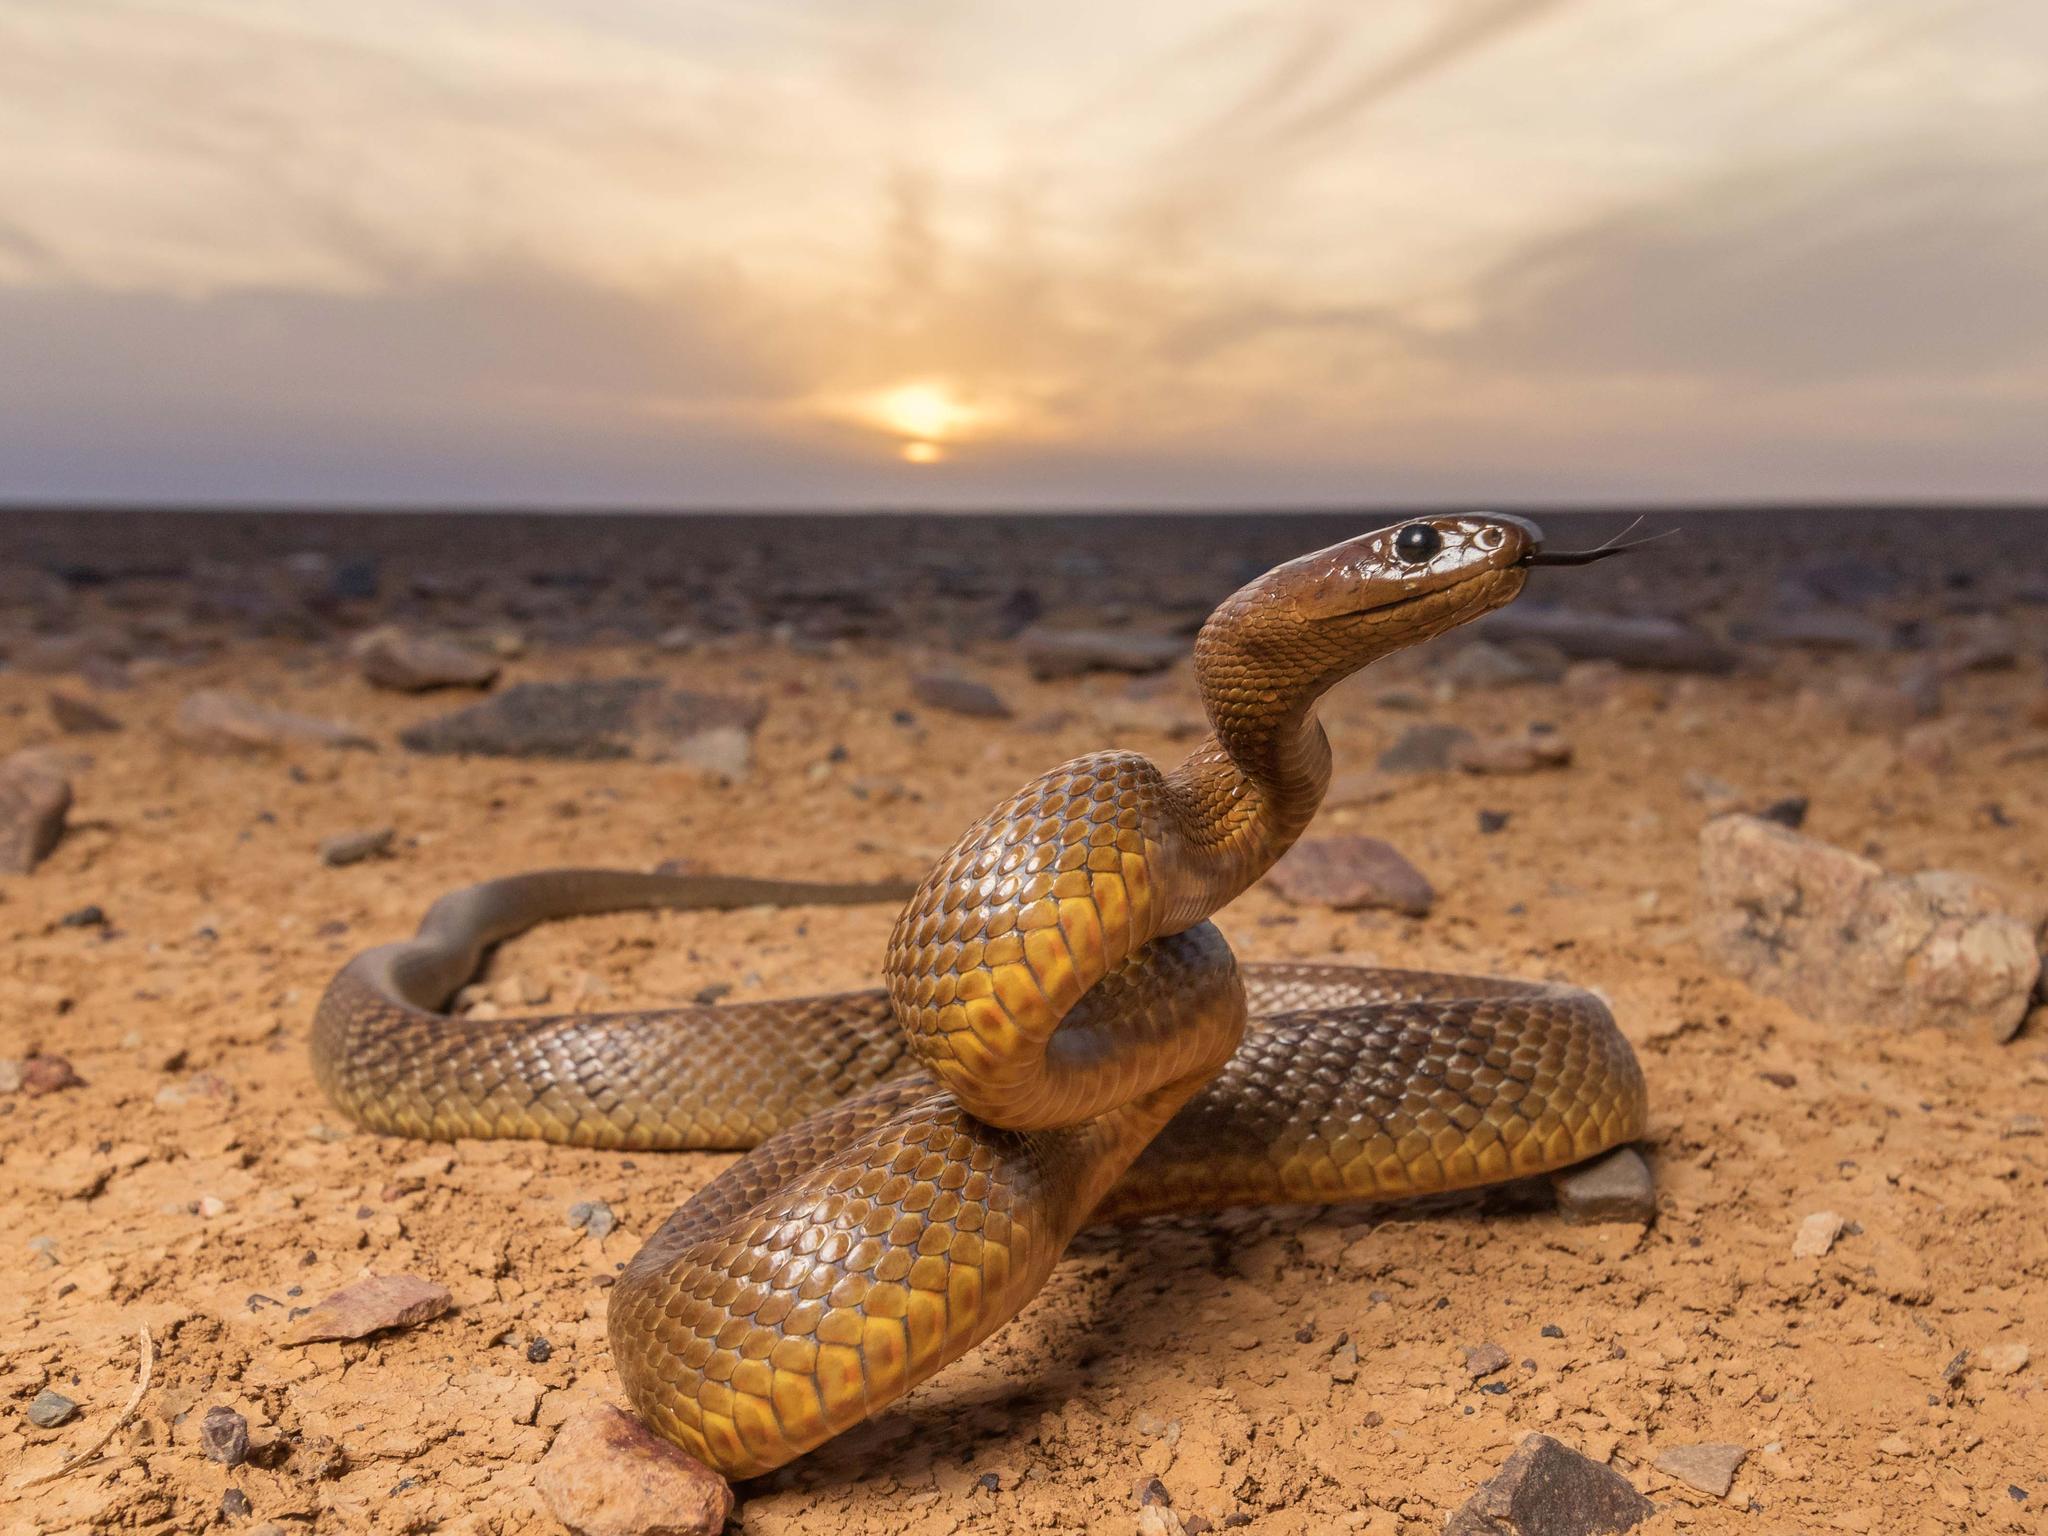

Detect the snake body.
[{"left": 313, "top": 514, "right": 1647, "bottom": 1478}]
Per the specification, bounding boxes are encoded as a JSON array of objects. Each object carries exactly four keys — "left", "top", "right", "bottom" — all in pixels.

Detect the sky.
[{"left": 2, "top": 0, "right": 2045, "bottom": 508}]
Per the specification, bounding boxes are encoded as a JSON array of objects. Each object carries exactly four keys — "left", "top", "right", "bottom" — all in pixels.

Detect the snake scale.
[{"left": 313, "top": 513, "right": 1648, "bottom": 1479}]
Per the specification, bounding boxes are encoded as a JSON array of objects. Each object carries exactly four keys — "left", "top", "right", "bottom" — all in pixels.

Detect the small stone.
[
  {"left": 1376, "top": 722, "right": 1476, "bottom": 774},
  {"left": 1477, "top": 809, "right": 1511, "bottom": 835},
  {"left": 1263, "top": 836, "right": 1434, "bottom": 917},
  {"left": 20, "top": 1054, "right": 82, "bottom": 1097},
  {"left": 351, "top": 626, "right": 500, "bottom": 692},
  {"left": 527, "top": 1336, "right": 554, "bottom": 1363},
  {"left": 1653, "top": 1442, "right": 1747, "bottom": 1499},
  {"left": 1020, "top": 627, "right": 1183, "bottom": 680},
  {"left": 28, "top": 1389, "right": 77, "bottom": 1428},
  {"left": 1138, "top": 1509, "right": 1188, "bottom": 1536},
  {"left": 1444, "top": 1432, "right": 1653, "bottom": 1535},
  {"left": 1551, "top": 1147, "right": 1656, "bottom": 1225},
  {"left": 911, "top": 674, "right": 1013, "bottom": 719},
  {"left": 1134, "top": 1476, "right": 1173, "bottom": 1506},
  {"left": 1792, "top": 1210, "right": 1844, "bottom": 1258},
  {"left": 0, "top": 750, "right": 72, "bottom": 874},
  {"left": 1453, "top": 726, "right": 1573, "bottom": 775},
  {"left": 286, "top": 1273, "right": 453, "bottom": 1343},
  {"left": 48, "top": 691, "right": 122, "bottom": 734},
  {"left": 201, "top": 1404, "right": 251, "bottom": 1466},
  {"left": 1464, "top": 1341, "right": 1511, "bottom": 1379},
  {"left": 536, "top": 1404, "right": 732, "bottom": 1536},
  {"left": 1978, "top": 1342, "right": 2029, "bottom": 1376},
  {"left": 399, "top": 678, "right": 763, "bottom": 766},
  {"left": 2004, "top": 1114, "right": 2043, "bottom": 1138},
  {"left": 173, "top": 690, "right": 376, "bottom": 753},
  {"left": 1437, "top": 639, "right": 1568, "bottom": 689},
  {"left": 319, "top": 827, "right": 395, "bottom": 867},
  {"left": 568, "top": 1200, "right": 618, "bottom": 1241},
  {"left": 58, "top": 903, "right": 106, "bottom": 927},
  {"left": 219, "top": 1488, "right": 252, "bottom": 1522}
]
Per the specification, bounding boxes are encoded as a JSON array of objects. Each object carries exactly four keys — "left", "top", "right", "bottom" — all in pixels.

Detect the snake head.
[{"left": 1260, "top": 513, "right": 1545, "bottom": 648}]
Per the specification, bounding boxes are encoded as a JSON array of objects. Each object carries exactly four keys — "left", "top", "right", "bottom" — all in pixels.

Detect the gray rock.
[
  {"left": 1438, "top": 639, "right": 1569, "bottom": 689},
  {"left": 1453, "top": 726, "right": 1573, "bottom": 775},
  {"left": 48, "top": 691, "right": 123, "bottom": 734},
  {"left": 351, "top": 626, "right": 500, "bottom": 692},
  {"left": 399, "top": 679, "right": 764, "bottom": 766},
  {"left": 201, "top": 1404, "right": 251, "bottom": 1467},
  {"left": 537, "top": 1404, "right": 732, "bottom": 1536},
  {"left": 911, "top": 673, "right": 1013, "bottom": 719},
  {"left": 1697, "top": 815, "right": 2042, "bottom": 1042},
  {"left": 568, "top": 1199, "right": 618, "bottom": 1241},
  {"left": 173, "top": 690, "right": 377, "bottom": 753},
  {"left": 319, "top": 828, "right": 395, "bottom": 867},
  {"left": 1552, "top": 1147, "right": 1656, "bottom": 1225},
  {"left": 1478, "top": 605, "right": 1739, "bottom": 673},
  {"left": 1653, "top": 1442, "right": 1747, "bottom": 1499},
  {"left": 1444, "top": 1432, "right": 1653, "bottom": 1535},
  {"left": 1020, "top": 627, "right": 1183, "bottom": 680},
  {"left": 1263, "top": 836, "right": 1434, "bottom": 917},
  {"left": 1376, "top": 723, "right": 1476, "bottom": 774},
  {"left": 28, "top": 1389, "right": 77, "bottom": 1428},
  {"left": 0, "top": 750, "right": 71, "bottom": 874}
]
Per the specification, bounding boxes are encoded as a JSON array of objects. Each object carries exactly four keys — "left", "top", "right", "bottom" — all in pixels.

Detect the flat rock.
[
  {"left": 1444, "top": 1432, "right": 1653, "bottom": 1535},
  {"left": 1376, "top": 723, "right": 1476, "bottom": 774},
  {"left": 173, "top": 690, "right": 376, "bottom": 753},
  {"left": 1263, "top": 836, "right": 1434, "bottom": 916},
  {"left": 1453, "top": 726, "right": 1573, "bottom": 775},
  {"left": 536, "top": 1404, "right": 733, "bottom": 1536},
  {"left": 399, "top": 679, "right": 764, "bottom": 767},
  {"left": 1696, "top": 815, "right": 2042, "bottom": 1042},
  {"left": 320, "top": 828, "right": 395, "bottom": 867},
  {"left": 1552, "top": 1147, "right": 1656, "bottom": 1225},
  {"left": 0, "top": 750, "right": 71, "bottom": 874},
  {"left": 1791, "top": 1210, "right": 1844, "bottom": 1258},
  {"left": 28, "top": 1389, "right": 77, "bottom": 1429},
  {"left": 20, "top": 1054, "right": 83, "bottom": 1096},
  {"left": 1653, "top": 1442, "right": 1747, "bottom": 1499},
  {"left": 1020, "top": 627, "right": 1183, "bottom": 680},
  {"left": 351, "top": 626, "right": 500, "bottom": 692},
  {"left": 286, "top": 1273, "right": 453, "bottom": 1343},
  {"left": 911, "top": 673, "right": 1013, "bottom": 719},
  {"left": 1477, "top": 605, "right": 1739, "bottom": 673},
  {"left": 1437, "top": 639, "right": 1569, "bottom": 689},
  {"left": 48, "top": 691, "right": 123, "bottom": 733}
]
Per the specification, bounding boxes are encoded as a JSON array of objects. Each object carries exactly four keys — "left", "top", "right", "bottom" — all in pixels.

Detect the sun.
[
  {"left": 869, "top": 382, "right": 977, "bottom": 443},
  {"left": 901, "top": 440, "right": 944, "bottom": 465}
]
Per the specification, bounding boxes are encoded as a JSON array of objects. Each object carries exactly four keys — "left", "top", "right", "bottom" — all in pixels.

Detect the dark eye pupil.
[{"left": 1395, "top": 524, "right": 1441, "bottom": 564}]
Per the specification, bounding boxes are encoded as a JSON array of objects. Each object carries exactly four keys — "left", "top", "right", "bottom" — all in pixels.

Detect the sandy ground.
[{"left": 2, "top": 510, "right": 2045, "bottom": 1535}]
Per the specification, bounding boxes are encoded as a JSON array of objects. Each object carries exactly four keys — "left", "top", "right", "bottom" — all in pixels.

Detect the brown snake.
[{"left": 313, "top": 513, "right": 1648, "bottom": 1479}]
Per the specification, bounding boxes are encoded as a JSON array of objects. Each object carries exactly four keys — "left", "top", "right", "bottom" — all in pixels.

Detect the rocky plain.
[{"left": 1, "top": 506, "right": 2045, "bottom": 1536}]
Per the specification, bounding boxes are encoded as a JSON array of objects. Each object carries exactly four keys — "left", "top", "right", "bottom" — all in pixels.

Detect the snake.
[{"left": 312, "top": 512, "right": 1648, "bottom": 1480}]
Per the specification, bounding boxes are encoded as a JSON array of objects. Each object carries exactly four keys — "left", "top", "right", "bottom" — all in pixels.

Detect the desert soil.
[{"left": 2, "top": 509, "right": 2044, "bottom": 1536}]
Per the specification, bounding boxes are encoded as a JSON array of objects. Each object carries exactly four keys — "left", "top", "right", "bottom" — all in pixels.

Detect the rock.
[
  {"left": 219, "top": 1488, "right": 252, "bottom": 1521},
  {"left": 201, "top": 1405, "right": 251, "bottom": 1466},
  {"left": 1653, "top": 1442, "right": 1747, "bottom": 1499},
  {"left": 20, "top": 1054, "right": 82, "bottom": 1096},
  {"left": 0, "top": 1061, "right": 19, "bottom": 1093},
  {"left": 1978, "top": 1342, "right": 2030, "bottom": 1376},
  {"left": 398, "top": 679, "right": 764, "bottom": 767},
  {"left": 1453, "top": 726, "right": 1573, "bottom": 775},
  {"left": 1756, "top": 796, "right": 1809, "bottom": 831},
  {"left": 911, "top": 674, "right": 1013, "bottom": 719},
  {"left": 1696, "top": 815, "right": 2042, "bottom": 1042},
  {"left": 1020, "top": 627, "right": 1183, "bottom": 680},
  {"left": 1438, "top": 639, "right": 1569, "bottom": 689},
  {"left": 536, "top": 1404, "right": 733, "bottom": 1536},
  {"left": 351, "top": 626, "right": 500, "bottom": 692},
  {"left": 1464, "top": 1342, "right": 1511, "bottom": 1379},
  {"left": 28, "top": 1389, "right": 77, "bottom": 1428},
  {"left": 48, "top": 691, "right": 122, "bottom": 733},
  {"left": 286, "top": 1273, "right": 453, "bottom": 1343},
  {"left": 1754, "top": 610, "right": 1892, "bottom": 652},
  {"left": 1478, "top": 605, "right": 1739, "bottom": 673},
  {"left": 319, "top": 828, "right": 395, "bottom": 867},
  {"left": 1551, "top": 1147, "right": 1656, "bottom": 1225},
  {"left": 173, "top": 690, "right": 376, "bottom": 753},
  {"left": 1831, "top": 668, "right": 1942, "bottom": 734},
  {"left": 568, "top": 1199, "right": 618, "bottom": 1241},
  {"left": 1444, "top": 1432, "right": 1653, "bottom": 1535},
  {"left": 1376, "top": 723, "right": 1476, "bottom": 774},
  {"left": 59, "top": 903, "right": 106, "bottom": 928},
  {"left": 1263, "top": 836, "right": 1434, "bottom": 917},
  {"left": 1791, "top": 1210, "right": 1844, "bottom": 1258},
  {"left": 0, "top": 750, "right": 72, "bottom": 874},
  {"left": 1942, "top": 614, "right": 2020, "bottom": 674}
]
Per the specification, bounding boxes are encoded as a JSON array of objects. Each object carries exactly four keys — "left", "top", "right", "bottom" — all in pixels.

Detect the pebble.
[
  {"left": 59, "top": 903, "right": 106, "bottom": 927},
  {"left": 536, "top": 1403, "right": 732, "bottom": 1536},
  {"left": 1791, "top": 1210, "right": 1844, "bottom": 1258},
  {"left": 1697, "top": 815, "right": 2042, "bottom": 1041},
  {"left": 1978, "top": 1342, "right": 2029, "bottom": 1376},
  {"left": 1444, "top": 1432, "right": 1653, "bottom": 1535},
  {"left": 1653, "top": 1442, "right": 1747, "bottom": 1499},
  {"left": 0, "top": 750, "right": 72, "bottom": 874},
  {"left": 569, "top": 1199, "right": 618, "bottom": 1240},
  {"left": 1019, "top": 627, "right": 1183, "bottom": 680},
  {"left": 1478, "top": 605, "right": 1740, "bottom": 673},
  {"left": 173, "top": 690, "right": 376, "bottom": 753},
  {"left": 19, "top": 1054, "right": 83, "bottom": 1096},
  {"left": 1375, "top": 723, "right": 1475, "bottom": 774},
  {"left": 526, "top": 1337, "right": 553, "bottom": 1363},
  {"left": 219, "top": 1488, "right": 252, "bottom": 1521},
  {"left": 351, "top": 626, "right": 501, "bottom": 692},
  {"left": 1436, "top": 639, "right": 1567, "bottom": 689},
  {"left": 1452, "top": 725, "right": 1573, "bottom": 775},
  {"left": 1463, "top": 1341, "right": 1511, "bottom": 1379},
  {"left": 28, "top": 1389, "right": 78, "bottom": 1428},
  {"left": 398, "top": 678, "right": 764, "bottom": 767},
  {"left": 47, "top": 691, "right": 123, "bottom": 733},
  {"left": 1551, "top": 1147, "right": 1656, "bottom": 1225},
  {"left": 911, "top": 673, "right": 1013, "bottom": 719},
  {"left": 201, "top": 1404, "right": 251, "bottom": 1466},
  {"left": 285, "top": 1273, "right": 453, "bottom": 1344},
  {"left": 1262, "top": 836, "right": 1435, "bottom": 917},
  {"left": 319, "top": 827, "right": 395, "bottom": 867}
]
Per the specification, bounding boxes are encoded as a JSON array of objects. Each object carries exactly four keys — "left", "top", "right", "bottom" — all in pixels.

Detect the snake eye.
[{"left": 1393, "top": 523, "right": 1442, "bottom": 566}]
